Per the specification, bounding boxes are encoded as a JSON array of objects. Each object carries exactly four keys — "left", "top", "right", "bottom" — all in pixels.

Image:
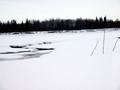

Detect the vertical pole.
[{"left": 103, "top": 29, "right": 105, "bottom": 54}]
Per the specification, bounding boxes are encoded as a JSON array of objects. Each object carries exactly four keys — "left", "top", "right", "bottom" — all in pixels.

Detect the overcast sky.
[{"left": 0, "top": 0, "right": 119, "bottom": 22}]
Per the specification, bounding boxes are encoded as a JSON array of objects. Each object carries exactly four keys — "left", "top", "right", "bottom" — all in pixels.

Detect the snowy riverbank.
[{"left": 0, "top": 28, "right": 120, "bottom": 90}]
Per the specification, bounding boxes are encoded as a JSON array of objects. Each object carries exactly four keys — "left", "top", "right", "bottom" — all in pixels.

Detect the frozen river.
[{"left": 0, "top": 28, "right": 120, "bottom": 90}]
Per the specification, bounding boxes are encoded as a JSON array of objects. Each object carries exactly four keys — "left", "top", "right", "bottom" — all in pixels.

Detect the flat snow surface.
[{"left": 0, "top": 28, "right": 120, "bottom": 90}]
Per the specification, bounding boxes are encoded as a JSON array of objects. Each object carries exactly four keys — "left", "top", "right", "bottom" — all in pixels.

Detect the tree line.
[{"left": 0, "top": 17, "right": 120, "bottom": 33}]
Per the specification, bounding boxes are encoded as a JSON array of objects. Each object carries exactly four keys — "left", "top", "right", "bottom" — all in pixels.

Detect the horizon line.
[{"left": 0, "top": 16, "right": 119, "bottom": 23}]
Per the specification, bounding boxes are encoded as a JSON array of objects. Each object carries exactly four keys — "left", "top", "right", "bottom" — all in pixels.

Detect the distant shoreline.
[{"left": 0, "top": 17, "right": 120, "bottom": 33}]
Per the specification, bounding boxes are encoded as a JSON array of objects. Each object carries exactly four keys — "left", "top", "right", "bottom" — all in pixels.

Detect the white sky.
[{"left": 0, "top": 0, "right": 120, "bottom": 22}]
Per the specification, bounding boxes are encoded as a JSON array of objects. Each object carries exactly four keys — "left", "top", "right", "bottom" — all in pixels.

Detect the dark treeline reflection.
[{"left": 0, "top": 17, "right": 120, "bottom": 33}]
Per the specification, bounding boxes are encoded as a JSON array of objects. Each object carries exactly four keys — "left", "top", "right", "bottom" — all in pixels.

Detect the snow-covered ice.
[{"left": 0, "top": 28, "right": 120, "bottom": 90}]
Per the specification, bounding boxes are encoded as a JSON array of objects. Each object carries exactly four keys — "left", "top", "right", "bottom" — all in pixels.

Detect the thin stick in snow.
[
  {"left": 90, "top": 40, "right": 99, "bottom": 56},
  {"left": 112, "top": 38, "right": 119, "bottom": 52},
  {"left": 102, "top": 29, "right": 106, "bottom": 54}
]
